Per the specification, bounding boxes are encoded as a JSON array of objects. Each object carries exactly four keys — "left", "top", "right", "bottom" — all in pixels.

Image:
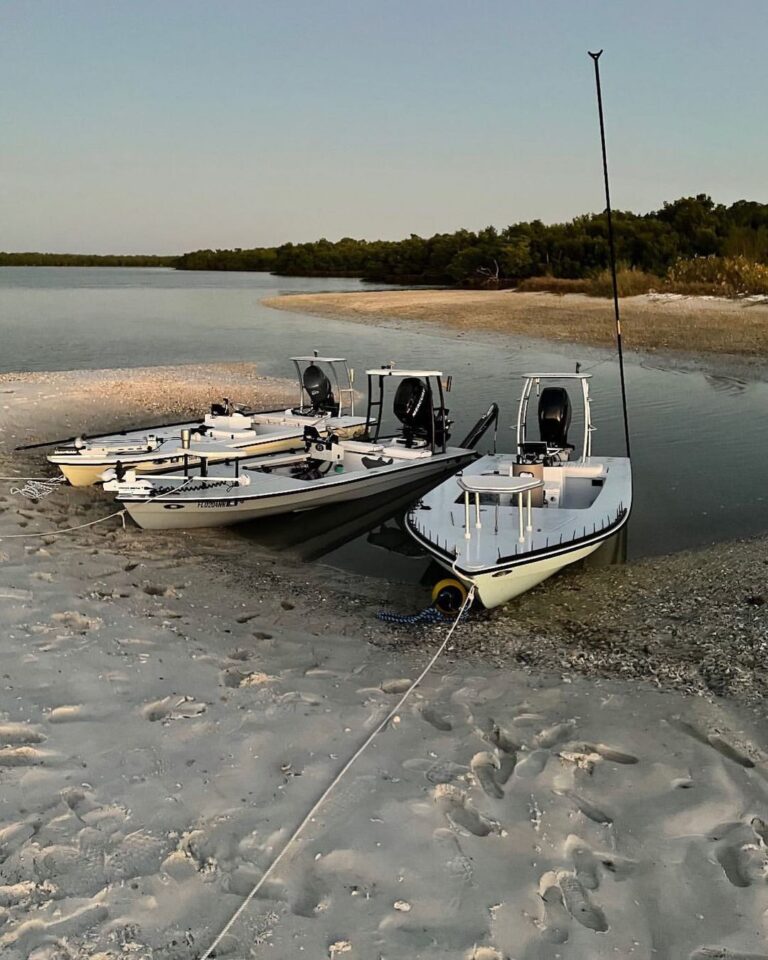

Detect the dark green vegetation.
[
  {"left": 175, "top": 195, "right": 768, "bottom": 290},
  {"left": 0, "top": 252, "right": 177, "bottom": 267},
  {"left": 5, "top": 195, "right": 768, "bottom": 294}
]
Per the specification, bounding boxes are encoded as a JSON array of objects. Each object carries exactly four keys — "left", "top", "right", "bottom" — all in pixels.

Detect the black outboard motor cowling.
[
  {"left": 393, "top": 377, "right": 450, "bottom": 447},
  {"left": 302, "top": 364, "right": 338, "bottom": 415},
  {"left": 538, "top": 387, "right": 572, "bottom": 449},
  {"left": 393, "top": 378, "right": 430, "bottom": 434}
]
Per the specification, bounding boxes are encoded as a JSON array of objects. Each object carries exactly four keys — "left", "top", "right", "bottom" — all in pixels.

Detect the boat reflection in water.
[
  {"left": 232, "top": 468, "right": 627, "bottom": 599},
  {"left": 232, "top": 475, "right": 441, "bottom": 581}
]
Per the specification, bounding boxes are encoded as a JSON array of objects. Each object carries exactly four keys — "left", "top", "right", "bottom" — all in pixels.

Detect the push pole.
[{"left": 588, "top": 50, "right": 631, "bottom": 459}]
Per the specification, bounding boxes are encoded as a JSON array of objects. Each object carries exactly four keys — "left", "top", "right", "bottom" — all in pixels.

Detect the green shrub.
[
  {"left": 666, "top": 255, "right": 768, "bottom": 296},
  {"left": 516, "top": 276, "right": 591, "bottom": 295},
  {"left": 586, "top": 267, "right": 659, "bottom": 298}
]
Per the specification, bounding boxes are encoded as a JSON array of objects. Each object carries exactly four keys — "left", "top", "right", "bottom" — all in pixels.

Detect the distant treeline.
[
  {"left": 0, "top": 252, "right": 177, "bottom": 267},
  {"left": 6, "top": 195, "right": 768, "bottom": 289},
  {"left": 175, "top": 195, "right": 768, "bottom": 286}
]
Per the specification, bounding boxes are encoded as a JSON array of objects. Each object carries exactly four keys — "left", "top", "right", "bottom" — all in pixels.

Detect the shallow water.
[{"left": 3, "top": 266, "right": 768, "bottom": 571}]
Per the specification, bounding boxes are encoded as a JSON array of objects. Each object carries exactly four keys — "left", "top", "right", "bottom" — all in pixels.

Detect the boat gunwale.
[
  {"left": 405, "top": 501, "right": 631, "bottom": 574},
  {"left": 115, "top": 450, "right": 479, "bottom": 505}
]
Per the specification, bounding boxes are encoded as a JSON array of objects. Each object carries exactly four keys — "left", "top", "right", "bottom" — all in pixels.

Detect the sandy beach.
[
  {"left": 1, "top": 366, "right": 768, "bottom": 959},
  {"left": 262, "top": 289, "right": 768, "bottom": 359}
]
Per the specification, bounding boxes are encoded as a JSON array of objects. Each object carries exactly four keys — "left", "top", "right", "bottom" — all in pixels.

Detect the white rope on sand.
[
  {"left": 199, "top": 584, "right": 476, "bottom": 960},
  {"left": 0, "top": 473, "right": 198, "bottom": 540},
  {"left": 2, "top": 476, "right": 67, "bottom": 500},
  {"left": 0, "top": 510, "right": 127, "bottom": 539}
]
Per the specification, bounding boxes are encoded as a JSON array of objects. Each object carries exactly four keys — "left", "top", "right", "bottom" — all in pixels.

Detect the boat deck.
[{"left": 408, "top": 454, "right": 631, "bottom": 571}]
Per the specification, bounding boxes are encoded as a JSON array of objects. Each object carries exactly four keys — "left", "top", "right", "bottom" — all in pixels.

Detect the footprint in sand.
[
  {"left": 141, "top": 695, "right": 207, "bottom": 722},
  {"left": 221, "top": 667, "right": 276, "bottom": 689},
  {"left": 484, "top": 719, "right": 519, "bottom": 755},
  {"left": 559, "top": 741, "right": 638, "bottom": 768},
  {"left": 533, "top": 720, "right": 577, "bottom": 750},
  {"left": 50, "top": 610, "right": 102, "bottom": 632},
  {"left": 105, "top": 829, "right": 171, "bottom": 882},
  {"left": 470, "top": 752, "right": 504, "bottom": 799},
  {"left": 227, "top": 648, "right": 253, "bottom": 662},
  {"left": 0, "top": 745, "right": 49, "bottom": 767},
  {"left": 564, "top": 835, "right": 600, "bottom": 890},
  {"left": 690, "top": 950, "right": 768, "bottom": 960},
  {"left": 403, "top": 757, "right": 468, "bottom": 785},
  {"left": 0, "top": 723, "right": 46, "bottom": 745},
  {"left": 669, "top": 719, "right": 756, "bottom": 768},
  {"left": 537, "top": 878, "right": 570, "bottom": 944},
  {"left": 560, "top": 789, "right": 613, "bottom": 825},
  {"left": 289, "top": 868, "right": 330, "bottom": 918},
  {"left": 556, "top": 869, "right": 608, "bottom": 932},
  {"left": 420, "top": 704, "right": 453, "bottom": 731},
  {"left": 515, "top": 749, "right": 549, "bottom": 780},
  {"left": 712, "top": 821, "right": 767, "bottom": 888},
  {"left": 381, "top": 678, "right": 413, "bottom": 694},
  {"left": 141, "top": 582, "right": 177, "bottom": 597},
  {"left": 0, "top": 821, "right": 37, "bottom": 859},
  {"left": 0, "top": 901, "right": 108, "bottom": 953},
  {"left": 433, "top": 784, "right": 496, "bottom": 837}
]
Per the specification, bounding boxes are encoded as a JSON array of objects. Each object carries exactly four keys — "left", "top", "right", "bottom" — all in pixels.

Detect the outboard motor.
[
  {"left": 303, "top": 364, "right": 338, "bottom": 415},
  {"left": 393, "top": 377, "right": 450, "bottom": 447},
  {"left": 538, "top": 387, "right": 572, "bottom": 450},
  {"left": 210, "top": 402, "right": 227, "bottom": 416}
]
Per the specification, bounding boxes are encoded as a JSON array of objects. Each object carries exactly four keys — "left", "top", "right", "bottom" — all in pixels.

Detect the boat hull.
[
  {"left": 405, "top": 452, "right": 632, "bottom": 609},
  {"left": 120, "top": 451, "right": 476, "bottom": 530},
  {"left": 52, "top": 435, "right": 302, "bottom": 487},
  {"left": 430, "top": 536, "right": 608, "bottom": 608}
]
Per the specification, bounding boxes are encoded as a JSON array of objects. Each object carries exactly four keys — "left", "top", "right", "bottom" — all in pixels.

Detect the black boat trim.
[{"left": 405, "top": 506, "right": 630, "bottom": 574}]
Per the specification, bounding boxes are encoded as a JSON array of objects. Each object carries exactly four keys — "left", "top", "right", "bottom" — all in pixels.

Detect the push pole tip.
[{"left": 588, "top": 50, "right": 603, "bottom": 61}]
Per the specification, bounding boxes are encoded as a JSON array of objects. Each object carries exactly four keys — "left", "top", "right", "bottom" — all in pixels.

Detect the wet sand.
[
  {"left": 262, "top": 289, "right": 768, "bottom": 358},
  {"left": 1, "top": 367, "right": 767, "bottom": 959}
]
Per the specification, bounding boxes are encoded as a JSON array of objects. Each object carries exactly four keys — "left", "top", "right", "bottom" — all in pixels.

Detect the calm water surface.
[{"left": 2, "top": 267, "right": 767, "bottom": 574}]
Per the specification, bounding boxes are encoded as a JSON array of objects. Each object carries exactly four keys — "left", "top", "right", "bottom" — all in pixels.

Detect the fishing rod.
[
  {"left": 588, "top": 49, "right": 631, "bottom": 460},
  {"left": 12, "top": 403, "right": 290, "bottom": 451}
]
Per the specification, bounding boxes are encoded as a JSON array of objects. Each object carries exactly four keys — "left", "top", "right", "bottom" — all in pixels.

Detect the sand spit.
[
  {"left": 0, "top": 363, "right": 296, "bottom": 450},
  {"left": 262, "top": 289, "right": 768, "bottom": 359},
  {"left": 0, "top": 369, "right": 767, "bottom": 958}
]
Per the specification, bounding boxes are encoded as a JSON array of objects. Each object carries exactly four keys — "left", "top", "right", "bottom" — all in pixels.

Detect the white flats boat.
[
  {"left": 405, "top": 373, "right": 632, "bottom": 608},
  {"left": 105, "top": 368, "right": 490, "bottom": 530},
  {"left": 47, "top": 356, "right": 366, "bottom": 486}
]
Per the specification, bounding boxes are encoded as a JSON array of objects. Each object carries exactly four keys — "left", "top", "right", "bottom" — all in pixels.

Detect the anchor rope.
[
  {"left": 0, "top": 509, "right": 127, "bottom": 540},
  {"left": 199, "top": 584, "right": 476, "bottom": 960},
  {"left": 376, "top": 604, "right": 449, "bottom": 625},
  {"left": 1, "top": 476, "right": 67, "bottom": 500},
  {"left": 0, "top": 473, "right": 197, "bottom": 540}
]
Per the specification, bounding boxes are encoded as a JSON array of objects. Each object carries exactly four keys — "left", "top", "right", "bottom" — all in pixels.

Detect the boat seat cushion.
[
  {"left": 459, "top": 474, "right": 543, "bottom": 494},
  {"left": 342, "top": 440, "right": 387, "bottom": 455},
  {"left": 381, "top": 445, "right": 433, "bottom": 460}
]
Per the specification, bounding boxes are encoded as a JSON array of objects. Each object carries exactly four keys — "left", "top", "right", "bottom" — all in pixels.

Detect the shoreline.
[
  {"left": 1, "top": 366, "right": 767, "bottom": 957},
  {"left": 4, "top": 364, "right": 767, "bottom": 702},
  {"left": 262, "top": 288, "right": 768, "bottom": 363}
]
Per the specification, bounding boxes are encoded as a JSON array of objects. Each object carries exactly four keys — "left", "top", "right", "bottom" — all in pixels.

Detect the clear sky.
[{"left": 2, "top": 0, "right": 765, "bottom": 254}]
